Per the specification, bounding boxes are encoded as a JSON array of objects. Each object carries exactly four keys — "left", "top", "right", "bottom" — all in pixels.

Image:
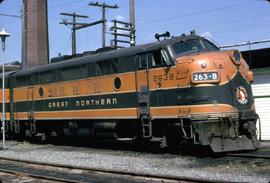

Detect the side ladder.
[
  {"left": 141, "top": 117, "right": 152, "bottom": 138},
  {"left": 138, "top": 86, "right": 152, "bottom": 138}
]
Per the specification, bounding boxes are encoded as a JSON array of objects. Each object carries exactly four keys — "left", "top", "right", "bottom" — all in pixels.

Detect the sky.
[{"left": 0, "top": 0, "right": 270, "bottom": 63}]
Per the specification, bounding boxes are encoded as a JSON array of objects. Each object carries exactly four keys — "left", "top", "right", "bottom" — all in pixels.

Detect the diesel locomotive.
[{"left": 1, "top": 33, "right": 259, "bottom": 152}]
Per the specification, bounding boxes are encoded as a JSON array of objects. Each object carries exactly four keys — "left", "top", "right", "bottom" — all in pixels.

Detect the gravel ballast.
[{"left": 0, "top": 141, "right": 269, "bottom": 182}]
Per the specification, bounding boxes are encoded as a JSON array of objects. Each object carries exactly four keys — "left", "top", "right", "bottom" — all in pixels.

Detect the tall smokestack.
[{"left": 22, "top": 0, "right": 49, "bottom": 69}]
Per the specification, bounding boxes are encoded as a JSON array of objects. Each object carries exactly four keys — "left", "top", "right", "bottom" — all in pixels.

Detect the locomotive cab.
[{"left": 162, "top": 36, "right": 259, "bottom": 152}]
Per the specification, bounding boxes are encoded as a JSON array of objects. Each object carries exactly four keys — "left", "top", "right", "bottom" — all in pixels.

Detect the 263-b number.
[{"left": 193, "top": 72, "right": 218, "bottom": 81}]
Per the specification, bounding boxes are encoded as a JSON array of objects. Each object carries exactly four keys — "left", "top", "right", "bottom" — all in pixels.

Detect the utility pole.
[
  {"left": 110, "top": 20, "right": 132, "bottom": 48},
  {"left": 60, "top": 12, "right": 103, "bottom": 55},
  {"left": 89, "top": 2, "right": 119, "bottom": 48},
  {"left": 110, "top": 0, "right": 136, "bottom": 48},
  {"left": 60, "top": 13, "right": 88, "bottom": 55},
  {"left": 129, "top": 0, "right": 136, "bottom": 46}
]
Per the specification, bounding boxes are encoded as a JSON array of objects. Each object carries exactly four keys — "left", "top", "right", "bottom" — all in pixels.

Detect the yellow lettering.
[
  {"left": 91, "top": 100, "right": 94, "bottom": 105},
  {"left": 81, "top": 100, "right": 85, "bottom": 107},
  {"left": 101, "top": 99, "right": 105, "bottom": 105},
  {"left": 112, "top": 98, "right": 117, "bottom": 104}
]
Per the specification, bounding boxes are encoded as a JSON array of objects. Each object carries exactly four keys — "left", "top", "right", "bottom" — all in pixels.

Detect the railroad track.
[
  {"left": 0, "top": 157, "right": 226, "bottom": 183},
  {"left": 226, "top": 152, "right": 270, "bottom": 159},
  {"left": 0, "top": 168, "right": 75, "bottom": 183}
]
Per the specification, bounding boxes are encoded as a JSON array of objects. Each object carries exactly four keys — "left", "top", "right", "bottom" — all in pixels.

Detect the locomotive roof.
[{"left": 13, "top": 35, "right": 203, "bottom": 77}]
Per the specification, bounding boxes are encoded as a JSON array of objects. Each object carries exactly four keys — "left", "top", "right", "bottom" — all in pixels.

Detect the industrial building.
[{"left": 242, "top": 48, "right": 270, "bottom": 140}]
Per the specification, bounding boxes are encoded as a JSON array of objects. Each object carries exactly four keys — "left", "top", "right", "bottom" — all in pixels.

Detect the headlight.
[{"left": 231, "top": 50, "right": 242, "bottom": 65}]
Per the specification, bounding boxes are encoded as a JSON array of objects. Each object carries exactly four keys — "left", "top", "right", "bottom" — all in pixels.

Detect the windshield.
[
  {"left": 202, "top": 39, "right": 219, "bottom": 51},
  {"left": 171, "top": 39, "right": 219, "bottom": 56}
]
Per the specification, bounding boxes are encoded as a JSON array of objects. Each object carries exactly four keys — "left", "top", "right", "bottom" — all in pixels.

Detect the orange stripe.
[
  {"left": 0, "top": 89, "right": 10, "bottom": 102},
  {"left": 150, "top": 104, "right": 237, "bottom": 118},
  {"left": 0, "top": 113, "right": 11, "bottom": 120},
  {"left": 13, "top": 104, "right": 237, "bottom": 120},
  {"left": 13, "top": 72, "right": 137, "bottom": 101},
  {"left": 14, "top": 108, "right": 138, "bottom": 120}
]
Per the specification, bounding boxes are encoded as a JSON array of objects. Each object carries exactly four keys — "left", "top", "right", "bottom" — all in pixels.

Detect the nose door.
[
  {"left": 27, "top": 87, "right": 34, "bottom": 120},
  {"left": 135, "top": 53, "right": 152, "bottom": 138},
  {"left": 27, "top": 87, "right": 37, "bottom": 134},
  {"left": 135, "top": 54, "right": 150, "bottom": 119}
]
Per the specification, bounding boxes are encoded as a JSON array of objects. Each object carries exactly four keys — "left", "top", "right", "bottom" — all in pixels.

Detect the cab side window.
[
  {"left": 138, "top": 54, "right": 148, "bottom": 69},
  {"left": 151, "top": 50, "right": 164, "bottom": 67},
  {"left": 138, "top": 49, "right": 171, "bottom": 69}
]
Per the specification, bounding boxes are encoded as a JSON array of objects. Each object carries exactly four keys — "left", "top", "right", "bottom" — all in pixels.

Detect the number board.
[{"left": 192, "top": 71, "right": 219, "bottom": 83}]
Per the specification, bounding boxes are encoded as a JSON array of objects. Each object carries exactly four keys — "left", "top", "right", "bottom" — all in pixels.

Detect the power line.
[
  {"left": 214, "top": 21, "right": 270, "bottom": 35},
  {"left": 89, "top": 1, "right": 119, "bottom": 48},
  {"left": 0, "top": 13, "right": 21, "bottom": 18},
  {"left": 134, "top": 1, "right": 269, "bottom": 42},
  {"left": 220, "top": 39, "right": 270, "bottom": 48},
  {"left": 137, "top": 1, "right": 259, "bottom": 25},
  {"left": 60, "top": 12, "right": 103, "bottom": 55},
  {"left": 48, "top": 0, "right": 84, "bottom": 9},
  {"left": 157, "top": 9, "right": 270, "bottom": 36}
]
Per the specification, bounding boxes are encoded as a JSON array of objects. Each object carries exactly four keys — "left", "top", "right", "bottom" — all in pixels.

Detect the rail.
[
  {"left": 0, "top": 157, "right": 228, "bottom": 183},
  {"left": 227, "top": 153, "right": 270, "bottom": 159},
  {"left": 0, "top": 167, "right": 81, "bottom": 183}
]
